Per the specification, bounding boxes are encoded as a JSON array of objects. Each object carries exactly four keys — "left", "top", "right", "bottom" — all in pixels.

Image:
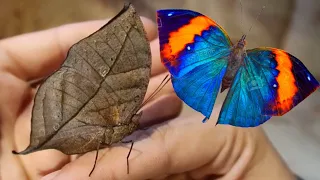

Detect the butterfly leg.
[
  {"left": 89, "top": 140, "right": 102, "bottom": 176},
  {"left": 121, "top": 140, "right": 134, "bottom": 174}
]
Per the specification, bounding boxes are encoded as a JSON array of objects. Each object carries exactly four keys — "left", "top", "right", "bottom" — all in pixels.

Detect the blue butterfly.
[{"left": 157, "top": 9, "right": 319, "bottom": 127}]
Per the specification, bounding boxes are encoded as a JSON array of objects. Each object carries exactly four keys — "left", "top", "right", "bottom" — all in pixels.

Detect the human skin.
[{"left": 0, "top": 17, "right": 295, "bottom": 180}]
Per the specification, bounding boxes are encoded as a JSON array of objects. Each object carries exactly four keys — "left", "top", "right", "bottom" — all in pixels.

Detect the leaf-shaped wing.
[{"left": 16, "top": 4, "right": 151, "bottom": 155}]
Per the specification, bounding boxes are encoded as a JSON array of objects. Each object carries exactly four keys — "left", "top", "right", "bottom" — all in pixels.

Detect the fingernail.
[{"left": 41, "top": 170, "right": 61, "bottom": 180}]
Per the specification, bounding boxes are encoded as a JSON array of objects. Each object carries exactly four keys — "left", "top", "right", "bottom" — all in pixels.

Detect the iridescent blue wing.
[
  {"left": 247, "top": 48, "right": 319, "bottom": 116},
  {"left": 217, "top": 66, "right": 273, "bottom": 127},
  {"left": 157, "top": 9, "right": 233, "bottom": 120},
  {"left": 218, "top": 48, "right": 319, "bottom": 127}
]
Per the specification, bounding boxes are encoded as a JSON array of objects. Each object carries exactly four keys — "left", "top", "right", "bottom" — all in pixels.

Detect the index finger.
[{"left": 0, "top": 17, "right": 157, "bottom": 81}]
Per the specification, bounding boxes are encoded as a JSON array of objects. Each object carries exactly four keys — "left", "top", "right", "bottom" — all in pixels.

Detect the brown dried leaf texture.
[{"left": 15, "top": 4, "right": 151, "bottom": 155}]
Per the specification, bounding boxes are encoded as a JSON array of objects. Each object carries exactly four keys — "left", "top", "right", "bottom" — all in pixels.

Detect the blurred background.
[{"left": 0, "top": 0, "right": 319, "bottom": 179}]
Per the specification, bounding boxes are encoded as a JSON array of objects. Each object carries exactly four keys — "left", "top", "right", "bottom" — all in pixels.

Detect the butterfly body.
[
  {"left": 157, "top": 9, "right": 319, "bottom": 127},
  {"left": 221, "top": 35, "right": 247, "bottom": 92}
]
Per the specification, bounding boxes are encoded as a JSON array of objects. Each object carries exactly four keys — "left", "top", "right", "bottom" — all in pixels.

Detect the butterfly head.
[{"left": 236, "top": 34, "right": 247, "bottom": 48}]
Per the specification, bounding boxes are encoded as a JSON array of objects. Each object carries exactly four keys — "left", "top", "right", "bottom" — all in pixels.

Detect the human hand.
[
  {"left": 41, "top": 109, "right": 296, "bottom": 180},
  {"left": 0, "top": 16, "right": 295, "bottom": 180},
  {"left": 0, "top": 17, "right": 182, "bottom": 180}
]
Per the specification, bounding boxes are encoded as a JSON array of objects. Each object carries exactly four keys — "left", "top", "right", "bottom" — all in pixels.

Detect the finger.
[
  {"left": 41, "top": 170, "right": 61, "bottom": 180},
  {"left": 44, "top": 114, "right": 226, "bottom": 180},
  {"left": 13, "top": 96, "right": 71, "bottom": 179},
  {"left": 139, "top": 94, "right": 182, "bottom": 128},
  {"left": 27, "top": 38, "right": 167, "bottom": 84},
  {"left": 42, "top": 134, "right": 170, "bottom": 180},
  {"left": 150, "top": 38, "right": 167, "bottom": 76},
  {"left": 0, "top": 17, "right": 157, "bottom": 81}
]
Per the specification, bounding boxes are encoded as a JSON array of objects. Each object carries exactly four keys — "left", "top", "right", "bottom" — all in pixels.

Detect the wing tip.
[
  {"left": 12, "top": 150, "right": 20, "bottom": 155},
  {"left": 11, "top": 148, "right": 33, "bottom": 155}
]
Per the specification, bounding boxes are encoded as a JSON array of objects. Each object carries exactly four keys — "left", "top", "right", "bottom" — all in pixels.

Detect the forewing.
[
  {"left": 218, "top": 48, "right": 319, "bottom": 127},
  {"left": 157, "top": 9, "right": 232, "bottom": 78},
  {"left": 157, "top": 9, "right": 231, "bottom": 119},
  {"left": 17, "top": 4, "right": 151, "bottom": 155}
]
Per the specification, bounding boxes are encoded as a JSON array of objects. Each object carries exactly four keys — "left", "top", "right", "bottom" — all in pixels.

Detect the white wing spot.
[
  {"left": 168, "top": 12, "right": 173, "bottom": 16},
  {"left": 101, "top": 69, "right": 108, "bottom": 77},
  {"left": 187, "top": 46, "right": 191, "bottom": 50},
  {"left": 273, "top": 84, "right": 277, "bottom": 88},
  {"left": 307, "top": 75, "right": 311, "bottom": 81}
]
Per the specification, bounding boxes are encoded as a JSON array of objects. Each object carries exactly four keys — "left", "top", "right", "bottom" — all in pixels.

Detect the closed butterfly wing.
[
  {"left": 218, "top": 48, "right": 319, "bottom": 127},
  {"left": 157, "top": 9, "right": 232, "bottom": 120},
  {"left": 14, "top": 4, "right": 151, "bottom": 155}
]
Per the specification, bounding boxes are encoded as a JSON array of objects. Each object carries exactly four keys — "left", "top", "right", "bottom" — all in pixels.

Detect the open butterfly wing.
[
  {"left": 171, "top": 60, "right": 227, "bottom": 119},
  {"left": 217, "top": 66, "right": 272, "bottom": 127},
  {"left": 247, "top": 48, "right": 319, "bottom": 116},
  {"left": 218, "top": 48, "right": 319, "bottom": 127},
  {"left": 157, "top": 9, "right": 232, "bottom": 119}
]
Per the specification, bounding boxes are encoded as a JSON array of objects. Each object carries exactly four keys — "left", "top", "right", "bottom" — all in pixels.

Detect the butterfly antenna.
[
  {"left": 245, "top": 4, "right": 266, "bottom": 37},
  {"left": 140, "top": 74, "right": 171, "bottom": 108},
  {"left": 239, "top": 0, "right": 244, "bottom": 33}
]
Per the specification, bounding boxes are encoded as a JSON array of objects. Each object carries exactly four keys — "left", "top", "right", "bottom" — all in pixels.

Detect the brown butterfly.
[{"left": 12, "top": 3, "right": 151, "bottom": 176}]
